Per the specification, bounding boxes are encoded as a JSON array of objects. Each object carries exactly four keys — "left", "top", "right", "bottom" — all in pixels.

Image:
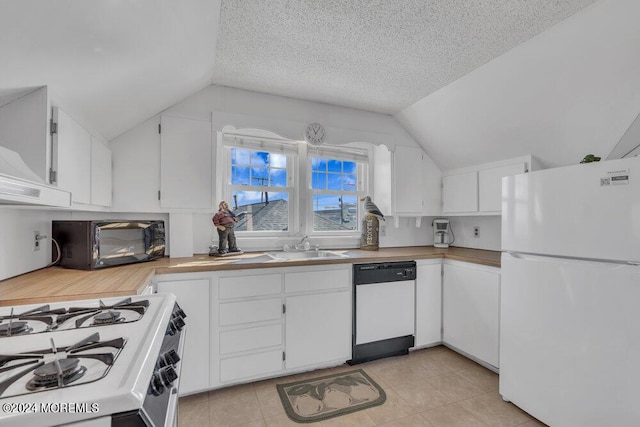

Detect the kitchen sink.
[{"left": 264, "top": 250, "right": 349, "bottom": 261}]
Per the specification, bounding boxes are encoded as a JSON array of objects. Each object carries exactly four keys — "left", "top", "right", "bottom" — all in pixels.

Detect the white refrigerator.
[{"left": 500, "top": 156, "right": 640, "bottom": 427}]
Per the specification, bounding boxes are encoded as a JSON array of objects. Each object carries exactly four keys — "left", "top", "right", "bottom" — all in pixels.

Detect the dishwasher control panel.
[{"left": 353, "top": 261, "right": 416, "bottom": 285}]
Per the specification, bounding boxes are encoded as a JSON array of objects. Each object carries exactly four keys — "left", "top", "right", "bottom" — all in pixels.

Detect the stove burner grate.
[
  {"left": 92, "top": 311, "right": 123, "bottom": 325},
  {"left": 26, "top": 358, "right": 87, "bottom": 390},
  {"left": 0, "top": 321, "right": 32, "bottom": 337}
]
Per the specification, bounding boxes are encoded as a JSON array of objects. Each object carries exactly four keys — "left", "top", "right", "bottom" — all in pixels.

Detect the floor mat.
[{"left": 276, "top": 368, "right": 386, "bottom": 423}]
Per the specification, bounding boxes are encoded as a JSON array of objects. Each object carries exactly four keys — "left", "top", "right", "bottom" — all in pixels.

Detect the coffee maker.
[{"left": 432, "top": 218, "right": 451, "bottom": 248}]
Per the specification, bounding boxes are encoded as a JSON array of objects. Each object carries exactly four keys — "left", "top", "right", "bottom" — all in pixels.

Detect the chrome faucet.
[{"left": 295, "top": 235, "right": 310, "bottom": 251}]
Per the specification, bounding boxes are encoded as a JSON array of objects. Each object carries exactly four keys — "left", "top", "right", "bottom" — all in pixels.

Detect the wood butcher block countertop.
[{"left": 0, "top": 246, "right": 500, "bottom": 307}]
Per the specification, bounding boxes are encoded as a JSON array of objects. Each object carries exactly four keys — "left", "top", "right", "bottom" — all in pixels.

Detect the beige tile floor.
[{"left": 178, "top": 345, "right": 547, "bottom": 427}]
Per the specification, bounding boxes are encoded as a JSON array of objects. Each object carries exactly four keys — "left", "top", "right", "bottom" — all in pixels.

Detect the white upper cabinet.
[
  {"left": 90, "top": 136, "right": 112, "bottom": 207},
  {"left": 442, "top": 156, "right": 534, "bottom": 215},
  {"left": 442, "top": 171, "right": 478, "bottom": 214},
  {"left": 394, "top": 145, "right": 423, "bottom": 215},
  {"left": 374, "top": 144, "right": 442, "bottom": 221},
  {"left": 52, "top": 107, "right": 92, "bottom": 204},
  {"left": 0, "top": 87, "right": 51, "bottom": 183},
  {"left": 160, "top": 116, "right": 213, "bottom": 209}
]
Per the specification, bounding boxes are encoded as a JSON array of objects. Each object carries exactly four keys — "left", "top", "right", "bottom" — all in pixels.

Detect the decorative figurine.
[
  {"left": 360, "top": 196, "right": 384, "bottom": 250},
  {"left": 361, "top": 196, "right": 385, "bottom": 221},
  {"left": 211, "top": 200, "right": 242, "bottom": 256}
]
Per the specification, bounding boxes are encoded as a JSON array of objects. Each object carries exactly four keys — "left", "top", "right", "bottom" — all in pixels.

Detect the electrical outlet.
[
  {"left": 473, "top": 226, "right": 480, "bottom": 238},
  {"left": 33, "top": 231, "right": 41, "bottom": 251}
]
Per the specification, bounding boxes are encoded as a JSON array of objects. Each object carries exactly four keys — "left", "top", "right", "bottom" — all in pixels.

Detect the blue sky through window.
[{"left": 231, "top": 148, "right": 287, "bottom": 189}]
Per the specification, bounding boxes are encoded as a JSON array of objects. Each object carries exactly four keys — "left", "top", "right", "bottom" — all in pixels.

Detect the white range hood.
[{"left": 0, "top": 145, "right": 71, "bottom": 207}]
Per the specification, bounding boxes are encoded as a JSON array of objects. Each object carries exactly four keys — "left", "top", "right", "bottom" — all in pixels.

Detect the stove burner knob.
[
  {"left": 150, "top": 372, "right": 165, "bottom": 396},
  {"left": 159, "top": 366, "right": 178, "bottom": 388},
  {"left": 174, "top": 308, "right": 187, "bottom": 319},
  {"left": 159, "top": 349, "right": 181, "bottom": 367},
  {"left": 171, "top": 316, "right": 186, "bottom": 332}
]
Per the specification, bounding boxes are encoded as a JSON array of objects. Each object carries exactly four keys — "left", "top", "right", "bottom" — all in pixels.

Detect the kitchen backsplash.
[
  {"left": 447, "top": 216, "right": 501, "bottom": 251},
  {"left": 191, "top": 213, "right": 432, "bottom": 254},
  {"left": 0, "top": 208, "right": 169, "bottom": 281},
  {"left": 0, "top": 207, "right": 499, "bottom": 282}
]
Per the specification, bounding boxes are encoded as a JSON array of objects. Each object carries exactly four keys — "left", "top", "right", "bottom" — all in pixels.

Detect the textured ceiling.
[{"left": 212, "top": 0, "right": 598, "bottom": 114}]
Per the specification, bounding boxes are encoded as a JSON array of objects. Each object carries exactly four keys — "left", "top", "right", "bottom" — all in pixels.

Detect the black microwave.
[{"left": 52, "top": 220, "right": 165, "bottom": 270}]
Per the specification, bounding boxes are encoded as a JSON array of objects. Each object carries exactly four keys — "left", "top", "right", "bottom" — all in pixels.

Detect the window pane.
[
  {"left": 232, "top": 148, "right": 250, "bottom": 165},
  {"left": 251, "top": 167, "right": 269, "bottom": 186},
  {"left": 231, "top": 166, "right": 250, "bottom": 185},
  {"left": 328, "top": 159, "right": 342, "bottom": 173},
  {"left": 312, "top": 157, "right": 327, "bottom": 171},
  {"left": 343, "top": 161, "right": 357, "bottom": 174},
  {"left": 232, "top": 191, "right": 289, "bottom": 232},
  {"left": 312, "top": 172, "right": 326, "bottom": 190},
  {"left": 270, "top": 168, "right": 287, "bottom": 187},
  {"left": 327, "top": 173, "right": 341, "bottom": 191},
  {"left": 251, "top": 151, "right": 269, "bottom": 167},
  {"left": 344, "top": 174, "right": 357, "bottom": 191},
  {"left": 312, "top": 194, "right": 357, "bottom": 231},
  {"left": 270, "top": 153, "right": 286, "bottom": 169}
]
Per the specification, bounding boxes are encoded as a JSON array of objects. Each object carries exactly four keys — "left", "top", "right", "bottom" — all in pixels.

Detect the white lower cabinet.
[
  {"left": 210, "top": 265, "right": 352, "bottom": 388},
  {"left": 442, "top": 260, "right": 500, "bottom": 369},
  {"left": 155, "top": 276, "right": 211, "bottom": 396},
  {"left": 285, "top": 291, "right": 351, "bottom": 370},
  {"left": 415, "top": 259, "right": 442, "bottom": 347}
]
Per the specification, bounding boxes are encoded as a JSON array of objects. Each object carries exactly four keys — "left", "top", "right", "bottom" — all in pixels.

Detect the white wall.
[
  {"left": 111, "top": 85, "right": 440, "bottom": 255},
  {"left": 0, "top": 208, "right": 55, "bottom": 281},
  {"left": 397, "top": 0, "right": 640, "bottom": 171},
  {"left": 0, "top": 208, "right": 168, "bottom": 281},
  {"left": 448, "top": 216, "right": 502, "bottom": 252},
  {"left": 168, "top": 86, "right": 421, "bottom": 149}
]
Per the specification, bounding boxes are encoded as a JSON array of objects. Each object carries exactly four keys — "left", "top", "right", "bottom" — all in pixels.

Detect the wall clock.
[{"left": 304, "top": 122, "right": 326, "bottom": 146}]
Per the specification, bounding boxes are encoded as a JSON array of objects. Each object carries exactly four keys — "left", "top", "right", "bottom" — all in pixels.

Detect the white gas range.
[{"left": 0, "top": 293, "right": 185, "bottom": 427}]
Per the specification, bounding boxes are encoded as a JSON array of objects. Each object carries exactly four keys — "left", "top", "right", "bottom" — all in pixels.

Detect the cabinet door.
[
  {"left": 0, "top": 87, "right": 50, "bottom": 182},
  {"left": 157, "top": 279, "right": 210, "bottom": 395},
  {"left": 285, "top": 291, "right": 351, "bottom": 370},
  {"left": 90, "top": 137, "right": 112, "bottom": 206},
  {"left": 442, "top": 171, "right": 478, "bottom": 214},
  {"left": 443, "top": 263, "right": 500, "bottom": 368},
  {"left": 52, "top": 107, "right": 91, "bottom": 204},
  {"left": 394, "top": 146, "right": 423, "bottom": 214},
  {"left": 160, "top": 116, "right": 212, "bottom": 208},
  {"left": 422, "top": 153, "right": 442, "bottom": 216},
  {"left": 415, "top": 262, "right": 442, "bottom": 347},
  {"left": 478, "top": 163, "right": 525, "bottom": 212}
]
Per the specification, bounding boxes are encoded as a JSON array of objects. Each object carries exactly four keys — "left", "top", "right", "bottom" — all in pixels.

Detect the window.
[
  {"left": 222, "top": 134, "right": 369, "bottom": 237},
  {"left": 223, "top": 137, "right": 297, "bottom": 233},
  {"left": 310, "top": 157, "right": 361, "bottom": 231}
]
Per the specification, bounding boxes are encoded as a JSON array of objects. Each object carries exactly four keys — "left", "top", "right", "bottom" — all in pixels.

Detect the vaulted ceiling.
[
  {"left": 212, "top": 0, "right": 597, "bottom": 115},
  {"left": 5, "top": 0, "right": 635, "bottom": 171}
]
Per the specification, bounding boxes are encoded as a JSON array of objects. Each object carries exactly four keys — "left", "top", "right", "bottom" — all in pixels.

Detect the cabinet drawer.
[
  {"left": 285, "top": 269, "right": 349, "bottom": 293},
  {"left": 219, "top": 298, "right": 282, "bottom": 326},
  {"left": 219, "top": 324, "right": 282, "bottom": 355},
  {"left": 220, "top": 349, "right": 283, "bottom": 382},
  {"left": 219, "top": 274, "right": 281, "bottom": 299}
]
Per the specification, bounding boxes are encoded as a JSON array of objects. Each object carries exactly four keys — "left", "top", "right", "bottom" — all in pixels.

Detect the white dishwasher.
[{"left": 349, "top": 261, "right": 416, "bottom": 364}]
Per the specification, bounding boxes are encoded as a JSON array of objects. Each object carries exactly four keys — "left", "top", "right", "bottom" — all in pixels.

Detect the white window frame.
[
  {"left": 221, "top": 135, "right": 298, "bottom": 237},
  {"left": 305, "top": 150, "right": 368, "bottom": 236},
  {"left": 219, "top": 132, "right": 371, "bottom": 244}
]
